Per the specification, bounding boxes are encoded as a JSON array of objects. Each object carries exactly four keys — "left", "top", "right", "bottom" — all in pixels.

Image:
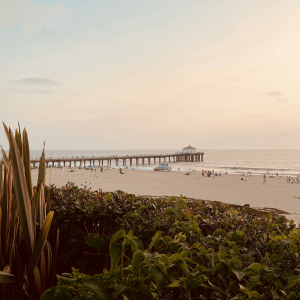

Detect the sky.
[{"left": 1, "top": 0, "right": 300, "bottom": 150}]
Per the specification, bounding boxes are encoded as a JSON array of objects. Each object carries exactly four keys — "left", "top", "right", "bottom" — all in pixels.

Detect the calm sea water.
[{"left": 5, "top": 149, "right": 297, "bottom": 176}]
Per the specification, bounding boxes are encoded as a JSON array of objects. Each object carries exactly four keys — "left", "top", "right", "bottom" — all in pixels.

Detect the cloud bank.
[{"left": 4, "top": 77, "right": 62, "bottom": 94}]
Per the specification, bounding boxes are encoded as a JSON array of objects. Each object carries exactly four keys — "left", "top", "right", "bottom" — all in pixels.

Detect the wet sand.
[{"left": 35, "top": 168, "right": 300, "bottom": 224}]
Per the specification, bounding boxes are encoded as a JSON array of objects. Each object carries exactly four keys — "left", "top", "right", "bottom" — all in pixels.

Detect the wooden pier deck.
[{"left": 28, "top": 151, "right": 204, "bottom": 168}]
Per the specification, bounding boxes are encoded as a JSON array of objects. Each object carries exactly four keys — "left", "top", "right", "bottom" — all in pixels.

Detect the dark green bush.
[{"left": 46, "top": 185, "right": 300, "bottom": 299}]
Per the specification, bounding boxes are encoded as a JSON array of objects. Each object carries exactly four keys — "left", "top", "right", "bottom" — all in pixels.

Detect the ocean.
[{"left": 4, "top": 149, "right": 298, "bottom": 176}]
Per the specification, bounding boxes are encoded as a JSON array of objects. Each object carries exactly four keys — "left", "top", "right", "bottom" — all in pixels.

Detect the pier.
[{"left": 27, "top": 151, "right": 204, "bottom": 168}]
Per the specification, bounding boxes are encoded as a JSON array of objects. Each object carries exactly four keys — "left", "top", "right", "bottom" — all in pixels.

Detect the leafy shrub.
[{"left": 47, "top": 186, "right": 300, "bottom": 299}]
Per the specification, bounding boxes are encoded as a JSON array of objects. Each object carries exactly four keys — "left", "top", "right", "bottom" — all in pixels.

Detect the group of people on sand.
[
  {"left": 261, "top": 173, "right": 300, "bottom": 185},
  {"left": 202, "top": 170, "right": 221, "bottom": 177},
  {"left": 287, "top": 176, "right": 300, "bottom": 184}
]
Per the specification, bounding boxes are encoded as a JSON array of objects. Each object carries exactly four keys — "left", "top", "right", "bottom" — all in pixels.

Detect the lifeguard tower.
[{"left": 154, "top": 162, "right": 172, "bottom": 171}]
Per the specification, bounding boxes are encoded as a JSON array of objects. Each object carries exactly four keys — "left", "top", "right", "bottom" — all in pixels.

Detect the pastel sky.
[{"left": 1, "top": 0, "right": 300, "bottom": 150}]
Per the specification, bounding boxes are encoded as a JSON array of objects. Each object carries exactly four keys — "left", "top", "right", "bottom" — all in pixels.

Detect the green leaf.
[
  {"left": 110, "top": 230, "right": 126, "bottom": 245},
  {"left": 112, "top": 284, "right": 128, "bottom": 299},
  {"left": 132, "top": 250, "right": 146, "bottom": 274},
  {"left": 164, "top": 207, "right": 174, "bottom": 215},
  {"left": 270, "top": 254, "right": 283, "bottom": 263},
  {"left": 40, "top": 286, "right": 73, "bottom": 300},
  {"left": 136, "top": 282, "right": 151, "bottom": 295},
  {"left": 232, "top": 245, "right": 240, "bottom": 255},
  {"left": 250, "top": 290, "right": 263, "bottom": 298},
  {"left": 288, "top": 275, "right": 300, "bottom": 288},
  {"left": 138, "top": 205, "right": 147, "bottom": 212},
  {"left": 271, "top": 290, "right": 281, "bottom": 299},
  {"left": 0, "top": 271, "right": 17, "bottom": 283},
  {"left": 246, "top": 263, "right": 263, "bottom": 273},
  {"left": 231, "top": 257, "right": 242, "bottom": 268},
  {"left": 213, "top": 229, "right": 226, "bottom": 237},
  {"left": 129, "top": 238, "right": 144, "bottom": 254},
  {"left": 149, "top": 231, "right": 163, "bottom": 250},
  {"left": 232, "top": 269, "right": 247, "bottom": 281},
  {"left": 186, "top": 279, "right": 201, "bottom": 293},
  {"left": 290, "top": 243, "right": 298, "bottom": 254},
  {"left": 168, "top": 282, "right": 182, "bottom": 287},
  {"left": 110, "top": 243, "right": 123, "bottom": 272},
  {"left": 148, "top": 265, "right": 165, "bottom": 290},
  {"left": 198, "top": 274, "right": 209, "bottom": 284},
  {"left": 27, "top": 211, "right": 54, "bottom": 276},
  {"left": 167, "top": 196, "right": 176, "bottom": 205},
  {"left": 231, "top": 231, "right": 247, "bottom": 245},
  {"left": 82, "top": 279, "right": 111, "bottom": 300},
  {"left": 239, "top": 284, "right": 251, "bottom": 296},
  {"left": 176, "top": 198, "right": 187, "bottom": 210}
]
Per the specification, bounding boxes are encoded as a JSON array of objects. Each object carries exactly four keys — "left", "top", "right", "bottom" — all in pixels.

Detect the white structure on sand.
[{"left": 182, "top": 145, "right": 197, "bottom": 154}]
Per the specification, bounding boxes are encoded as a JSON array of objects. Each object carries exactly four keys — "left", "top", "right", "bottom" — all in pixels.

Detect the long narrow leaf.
[
  {"left": 3, "top": 123, "right": 34, "bottom": 255},
  {"left": 33, "top": 266, "right": 42, "bottom": 298},
  {"left": 46, "top": 241, "right": 52, "bottom": 285},
  {"left": 14, "top": 129, "right": 23, "bottom": 158},
  {"left": 39, "top": 184, "right": 45, "bottom": 230},
  {"left": 22, "top": 129, "right": 33, "bottom": 200},
  {"left": 50, "top": 229, "right": 59, "bottom": 286},
  {"left": 1, "top": 165, "right": 8, "bottom": 255},
  {"left": 37, "top": 149, "right": 46, "bottom": 188},
  {"left": 0, "top": 148, "right": 9, "bottom": 170},
  {"left": 40, "top": 250, "right": 46, "bottom": 293},
  {"left": 0, "top": 271, "right": 17, "bottom": 283},
  {"left": 27, "top": 211, "right": 54, "bottom": 276}
]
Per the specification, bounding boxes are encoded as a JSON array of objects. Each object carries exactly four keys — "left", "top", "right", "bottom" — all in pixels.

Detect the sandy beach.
[{"left": 36, "top": 168, "right": 300, "bottom": 223}]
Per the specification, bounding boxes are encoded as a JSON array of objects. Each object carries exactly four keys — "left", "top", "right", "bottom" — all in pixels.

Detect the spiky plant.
[{"left": 0, "top": 123, "right": 59, "bottom": 299}]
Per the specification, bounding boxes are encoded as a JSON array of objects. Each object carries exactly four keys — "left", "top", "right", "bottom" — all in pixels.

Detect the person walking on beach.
[
  {"left": 89, "top": 183, "right": 92, "bottom": 191},
  {"left": 84, "top": 182, "right": 87, "bottom": 190},
  {"left": 263, "top": 177, "right": 267, "bottom": 185}
]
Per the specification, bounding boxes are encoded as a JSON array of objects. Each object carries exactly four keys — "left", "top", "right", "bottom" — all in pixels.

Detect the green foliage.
[
  {"left": 46, "top": 187, "right": 300, "bottom": 299},
  {"left": 0, "top": 124, "right": 57, "bottom": 299}
]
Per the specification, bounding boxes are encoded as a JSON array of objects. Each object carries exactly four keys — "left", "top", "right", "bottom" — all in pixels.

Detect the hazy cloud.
[
  {"left": 4, "top": 77, "right": 62, "bottom": 94},
  {"left": 263, "top": 91, "right": 283, "bottom": 96},
  {"left": 13, "top": 78, "right": 62, "bottom": 86}
]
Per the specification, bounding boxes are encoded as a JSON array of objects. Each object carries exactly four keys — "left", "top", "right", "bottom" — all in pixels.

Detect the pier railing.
[{"left": 26, "top": 151, "right": 204, "bottom": 168}]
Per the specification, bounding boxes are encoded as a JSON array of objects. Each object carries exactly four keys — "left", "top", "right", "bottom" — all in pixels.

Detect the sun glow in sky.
[{"left": 1, "top": 0, "right": 300, "bottom": 149}]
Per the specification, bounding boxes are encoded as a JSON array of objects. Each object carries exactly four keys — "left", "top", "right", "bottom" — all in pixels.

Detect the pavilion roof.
[{"left": 183, "top": 145, "right": 196, "bottom": 150}]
